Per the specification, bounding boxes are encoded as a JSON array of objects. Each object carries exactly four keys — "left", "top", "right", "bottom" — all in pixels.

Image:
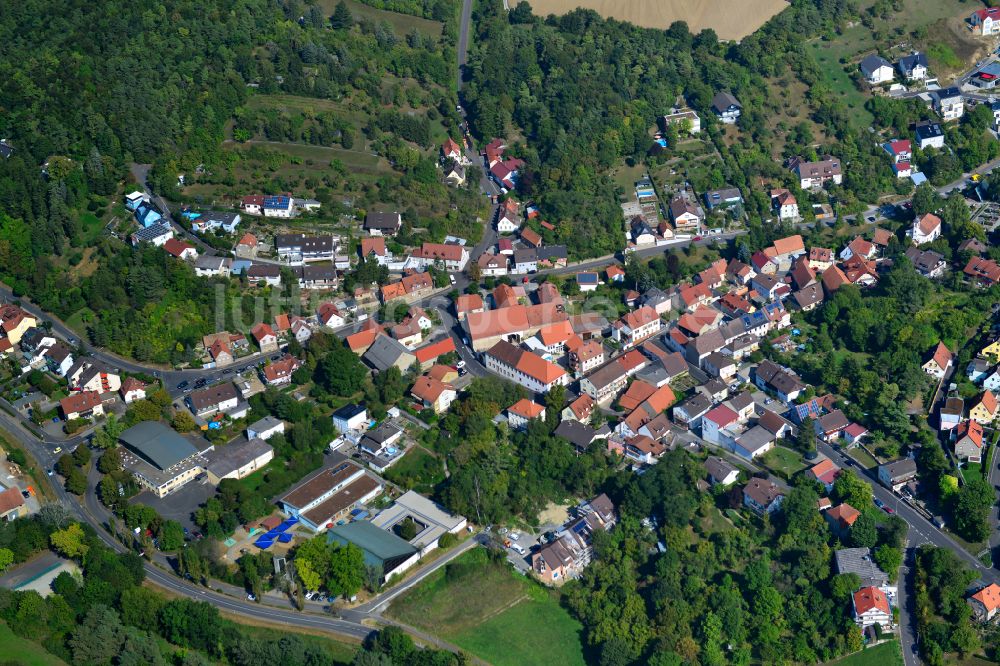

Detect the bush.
[
  {"left": 6, "top": 449, "right": 27, "bottom": 466},
  {"left": 438, "top": 532, "right": 457, "bottom": 549}
]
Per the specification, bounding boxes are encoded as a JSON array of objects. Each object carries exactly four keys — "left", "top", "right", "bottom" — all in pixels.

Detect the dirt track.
[{"left": 525, "top": 0, "right": 789, "bottom": 40}]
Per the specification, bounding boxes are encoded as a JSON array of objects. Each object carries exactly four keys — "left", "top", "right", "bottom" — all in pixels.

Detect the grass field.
[
  {"left": 826, "top": 640, "right": 903, "bottom": 666},
  {"left": 388, "top": 549, "right": 588, "bottom": 666},
  {"left": 762, "top": 445, "right": 807, "bottom": 479},
  {"left": 227, "top": 141, "right": 388, "bottom": 173},
  {"left": 0, "top": 621, "right": 67, "bottom": 665},
  {"left": 383, "top": 447, "right": 446, "bottom": 494},
  {"left": 847, "top": 446, "right": 879, "bottom": 470},
  {"left": 315, "top": 0, "right": 443, "bottom": 37}
]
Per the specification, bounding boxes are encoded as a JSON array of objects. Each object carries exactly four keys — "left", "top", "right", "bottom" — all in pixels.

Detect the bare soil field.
[{"left": 524, "top": 0, "right": 789, "bottom": 41}]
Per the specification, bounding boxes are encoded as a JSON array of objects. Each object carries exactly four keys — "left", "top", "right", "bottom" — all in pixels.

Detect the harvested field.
[{"left": 524, "top": 0, "right": 788, "bottom": 41}]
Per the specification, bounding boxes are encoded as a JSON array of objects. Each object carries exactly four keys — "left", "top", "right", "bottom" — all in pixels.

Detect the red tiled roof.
[
  {"left": 60, "top": 390, "right": 101, "bottom": 415},
  {"left": 361, "top": 237, "right": 386, "bottom": 257},
  {"left": 251, "top": 322, "right": 275, "bottom": 342},
  {"left": 853, "top": 586, "right": 890, "bottom": 615},
  {"left": 972, "top": 583, "right": 1000, "bottom": 613},
  {"left": 413, "top": 337, "right": 456, "bottom": 364},
  {"left": 237, "top": 232, "right": 258, "bottom": 247},
  {"left": 455, "top": 294, "right": 484, "bottom": 314},
  {"left": 508, "top": 398, "right": 545, "bottom": 419}
]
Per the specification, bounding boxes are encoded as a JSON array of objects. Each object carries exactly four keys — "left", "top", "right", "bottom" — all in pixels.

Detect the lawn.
[
  {"left": 826, "top": 640, "right": 902, "bottom": 666},
  {"left": 846, "top": 446, "right": 879, "bottom": 470},
  {"left": 316, "top": 0, "right": 443, "bottom": 37},
  {"left": 236, "top": 624, "right": 358, "bottom": 664},
  {"left": 762, "top": 445, "right": 807, "bottom": 479},
  {"left": 383, "top": 447, "right": 446, "bottom": 494},
  {"left": 0, "top": 621, "right": 67, "bottom": 665},
  {"left": 226, "top": 141, "right": 388, "bottom": 173},
  {"left": 387, "top": 548, "right": 587, "bottom": 666}
]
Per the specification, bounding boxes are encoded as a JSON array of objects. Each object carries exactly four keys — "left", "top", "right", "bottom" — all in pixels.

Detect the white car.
[
  {"left": 456, "top": 360, "right": 466, "bottom": 369},
  {"left": 511, "top": 543, "right": 526, "bottom": 556},
  {"left": 304, "top": 591, "right": 316, "bottom": 600},
  {"left": 509, "top": 531, "right": 521, "bottom": 541}
]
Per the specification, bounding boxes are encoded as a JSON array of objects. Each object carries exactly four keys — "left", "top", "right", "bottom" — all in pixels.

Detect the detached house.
[
  {"left": 770, "top": 188, "right": 799, "bottom": 221},
  {"left": 60, "top": 391, "right": 104, "bottom": 420},
  {"left": 934, "top": 87, "right": 964, "bottom": 122},
  {"left": 860, "top": 54, "right": 894, "bottom": 84},
  {"left": 922, "top": 342, "right": 952, "bottom": 379},
  {"left": 915, "top": 120, "right": 945, "bottom": 150},
  {"left": 711, "top": 92, "right": 742, "bottom": 124},
  {"left": 898, "top": 52, "right": 929, "bottom": 80},
  {"left": 669, "top": 196, "right": 703, "bottom": 230},
  {"left": 911, "top": 213, "right": 942, "bottom": 245},
  {"left": 853, "top": 587, "right": 893, "bottom": 631},
  {"left": 883, "top": 139, "right": 912, "bottom": 179},
  {"left": 743, "top": 478, "right": 784, "bottom": 515},
  {"left": 969, "top": 583, "right": 1000, "bottom": 622},
  {"left": 506, "top": 399, "right": 546, "bottom": 430},
  {"left": 753, "top": 360, "right": 805, "bottom": 403},
  {"left": 972, "top": 7, "right": 1000, "bottom": 35},
  {"left": 410, "top": 375, "right": 457, "bottom": 414},
  {"left": 955, "top": 420, "right": 985, "bottom": 462},
  {"left": 364, "top": 211, "right": 402, "bottom": 236},
  {"left": 789, "top": 155, "right": 843, "bottom": 189}
]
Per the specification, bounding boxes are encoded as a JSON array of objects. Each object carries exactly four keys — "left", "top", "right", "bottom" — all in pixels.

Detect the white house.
[
  {"left": 972, "top": 7, "right": 1000, "bottom": 35},
  {"left": 483, "top": 341, "right": 568, "bottom": 394},
  {"left": 934, "top": 87, "right": 964, "bottom": 122},
  {"left": 860, "top": 54, "right": 894, "bottom": 84},
  {"left": 247, "top": 415, "right": 285, "bottom": 441},
  {"left": 711, "top": 92, "right": 742, "bottom": 124},
  {"left": 915, "top": 121, "right": 945, "bottom": 150},
  {"left": 898, "top": 52, "right": 928, "bottom": 80},
  {"left": 911, "top": 213, "right": 942, "bottom": 244},
  {"left": 770, "top": 188, "right": 799, "bottom": 221},
  {"left": 853, "top": 586, "right": 893, "bottom": 631}
]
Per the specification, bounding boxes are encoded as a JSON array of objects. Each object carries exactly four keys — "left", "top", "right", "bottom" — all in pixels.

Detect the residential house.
[
  {"left": 246, "top": 263, "right": 281, "bottom": 286},
  {"left": 364, "top": 211, "right": 402, "bottom": 236},
  {"left": 793, "top": 284, "right": 825, "bottom": 312},
  {"left": 705, "top": 457, "right": 740, "bottom": 487},
  {"left": 934, "top": 87, "right": 964, "bottom": 121},
  {"left": 878, "top": 458, "right": 918, "bottom": 491},
  {"left": 163, "top": 238, "right": 197, "bottom": 260},
  {"left": 860, "top": 54, "right": 894, "bottom": 84},
  {"left": 520, "top": 227, "right": 542, "bottom": 248},
  {"left": 922, "top": 342, "right": 952, "bottom": 379},
  {"left": 483, "top": 340, "right": 568, "bottom": 393},
  {"left": 731, "top": 425, "right": 777, "bottom": 460},
  {"left": 0, "top": 305, "right": 37, "bottom": 346},
  {"left": 806, "top": 458, "right": 841, "bottom": 491},
  {"left": 911, "top": 213, "right": 942, "bottom": 244},
  {"left": 905, "top": 247, "right": 947, "bottom": 278},
  {"left": 131, "top": 223, "right": 174, "bottom": 247},
  {"left": 410, "top": 375, "right": 456, "bottom": 414},
  {"left": 661, "top": 109, "right": 701, "bottom": 134},
  {"left": 496, "top": 199, "right": 521, "bottom": 234},
  {"left": 363, "top": 336, "right": 416, "bottom": 373},
  {"left": 898, "top": 52, "right": 929, "bottom": 80},
  {"left": 317, "top": 302, "right": 346, "bottom": 329},
  {"left": 753, "top": 360, "right": 805, "bottom": 403},
  {"left": 262, "top": 354, "right": 302, "bottom": 386},
  {"left": 506, "top": 399, "right": 545, "bottom": 430},
  {"left": 569, "top": 339, "right": 605, "bottom": 375},
  {"left": 188, "top": 382, "right": 243, "bottom": 418},
  {"left": 561, "top": 394, "right": 596, "bottom": 423},
  {"left": 825, "top": 503, "right": 861, "bottom": 537},
  {"left": 969, "top": 583, "right": 1000, "bottom": 622},
  {"left": 454, "top": 294, "right": 485, "bottom": 321},
  {"left": 789, "top": 155, "right": 843, "bottom": 189},
  {"left": 883, "top": 139, "right": 912, "bottom": 179},
  {"left": 743, "top": 478, "right": 784, "bottom": 515},
  {"left": 669, "top": 196, "right": 702, "bottom": 230},
  {"left": 235, "top": 233, "right": 258, "bottom": 258},
  {"left": 984, "top": 337, "right": 1000, "bottom": 362},
  {"left": 711, "top": 92, "right": 742, "bottom": 124},
  {"left": 194, "top": 255, "right": 232, "bottom": 277},
  {"left": 0, "top": 487, "right": 26, "bottom": 522},
  {"left": 276, "top": 234, "right": 336, "bottom": 264},
  {"left": 955, "top": 420, "right": 985, "bottom": 462},
  {"left": 44, "top": 342, "right": 74, "bottom": 377},
  {"left": 702, "top": 405, "right": 740, "bottom": 444},
  {"left": 68, "top": 361, "right": 121, "bottom": 394},
  {"left": 771, "top": 188, "right": 799, "bottom": 221},
  {"left": 970, "top": 391, "right": 998, "bottom": 424},
  {"left": 815, "top": 409, "right": 850, "bottom": 442},
  {"left": 808, "top": 247, "right": 834, "bottom": 272},
  {"left": 531, "top": 494, "right": 616, "bottom": 585},
  {"left": 413, "top": 337, "right": 457, "bottom": 370},
  {"left": 412, "top": 242, "right": 469, "bottom": 272},
  {"left": 247, "top": 415, "right": 285, "bottom": 441},
  {"left": 630, "top": 217, "right": 656, "bottom": 245},
  {"left": 251, "top": 323, "right": 279, "bottom": 353},
  {"left": 120, "top": 377, "right": 147, "bottom": 404},
  {"left": 703, "top": 352, "right": 737, "bottom": 380},
  {"left": 477, "top": 253, "right": 508, "bottom": 277},
  {"left": 704, "top": 187, "right": 743, "bottom": 212},
  {"left": 60, "top": 391, "right": 104, "bottom": 420},
  {"left": 612, "top": 306, "right": 661, "bottom": 349},
  {"left": 332, "top": 404, "right": 368, "bottom": 434},
  {"left": 915, "top": 120, "right": 945, "bottom": 150},
  {"left": 853, "top": 587, "right": 893, "bottom": 631},
  {"left": 672, "top": 393, "right": 712, "bottom": 430},
  {"left": 966, "top": 256, "right": 1000, "bottom": 287},
  {"left": 513, "top": 249, "right": 538, "bottom": 274},
  {"left": 972, "top": 7, "right": 1000, "bottom": 35},
  {"left": 941, "top": 397, "right": 965, "bottom": 431}
]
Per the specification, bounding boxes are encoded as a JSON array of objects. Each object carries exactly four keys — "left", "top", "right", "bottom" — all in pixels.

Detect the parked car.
[
  {"left": 511, "top": 543, "right": 526, "bottom": 556},
  {"left": 176, "top": 381, "right": 189, "bottom": 390}
]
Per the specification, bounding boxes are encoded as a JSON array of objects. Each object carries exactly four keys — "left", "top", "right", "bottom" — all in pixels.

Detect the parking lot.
[{"left": 132, "top": 479, "right": 216, "bottom": 533}]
